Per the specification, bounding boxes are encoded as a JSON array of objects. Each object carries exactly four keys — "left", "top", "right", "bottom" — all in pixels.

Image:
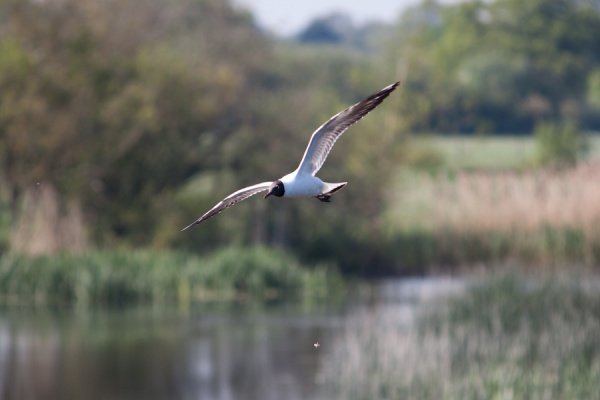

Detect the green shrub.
[
  {"left": 535, "top": 120, "right": 589, "bottom": 167},
  {"left": 0, "top": 248, "right": 343, "bottom": 306}
]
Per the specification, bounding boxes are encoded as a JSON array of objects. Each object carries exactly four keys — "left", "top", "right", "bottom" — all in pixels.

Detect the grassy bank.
[
  {"left": 0, "top": 247, "right": 343, "bottom": 306},
  {"left": 324, "top": 270, "right": 600, "bottom": 399}
]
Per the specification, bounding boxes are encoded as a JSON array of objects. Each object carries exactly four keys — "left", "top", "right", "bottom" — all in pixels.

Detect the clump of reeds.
[
  {"left": 429, "top": 163, "right": 600, "bottom": 234},
  {"left": 389, "top": 162, "right": 600, "bottom": 266},
  {"left": 0, "top": 247, "right": 342, "bottom": 306},
  {"left": 10, "top": 183, "right": 88, "bottom": 255},
  {"left": 322, "top": 271, "right": 600, "bottom": 399}
]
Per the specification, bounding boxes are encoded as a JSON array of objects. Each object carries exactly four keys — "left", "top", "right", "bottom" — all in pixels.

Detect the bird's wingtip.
[{"left": 181, "top": 220, "right": 199, "bottom": 232}]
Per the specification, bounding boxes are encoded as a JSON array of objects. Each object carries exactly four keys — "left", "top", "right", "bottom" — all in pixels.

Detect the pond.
[{"left": 0, "top": 278, "right": 465, "bottom": 400}]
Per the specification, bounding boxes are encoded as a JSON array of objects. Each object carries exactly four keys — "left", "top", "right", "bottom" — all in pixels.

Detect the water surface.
[{"left": 0, "top": 278, "right": 462, "bottom": 400}]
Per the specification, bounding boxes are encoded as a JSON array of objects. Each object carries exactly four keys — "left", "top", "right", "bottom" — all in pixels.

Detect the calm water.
[{"left": 0, "top": 278, "right": 464, "bottom": 400}]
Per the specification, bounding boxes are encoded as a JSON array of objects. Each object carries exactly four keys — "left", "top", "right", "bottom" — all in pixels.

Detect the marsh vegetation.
[
  {"left": 324, "top": 270, "right": 600, "bottom": 399},
  {"left": 0, "top": 247, "right": 341, "bottom": 305}
]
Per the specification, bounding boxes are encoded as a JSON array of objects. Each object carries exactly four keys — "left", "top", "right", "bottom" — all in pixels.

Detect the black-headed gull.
[{"left": 182, "top": 82, "right": 399, "bottom": 231}]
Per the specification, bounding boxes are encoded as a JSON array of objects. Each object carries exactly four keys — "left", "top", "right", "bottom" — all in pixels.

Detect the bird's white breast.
[{"left": 280, "top": 171, "right": 325, "bottom": 198}]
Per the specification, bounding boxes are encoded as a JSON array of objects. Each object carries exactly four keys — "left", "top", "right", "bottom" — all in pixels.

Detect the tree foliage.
[
  {"left": 392, "top": 0, "right": 600, "bottom": 133},
  {"left": 1, "top": 0, "right": 268, "bottom": 244},
  {"left": 535, "top": 120, "right": 589, "bottom": 167}
]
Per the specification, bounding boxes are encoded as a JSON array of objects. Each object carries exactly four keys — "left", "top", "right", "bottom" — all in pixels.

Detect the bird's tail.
[{"left": 322, "top": 182, "right": 347, "bottom": 196}]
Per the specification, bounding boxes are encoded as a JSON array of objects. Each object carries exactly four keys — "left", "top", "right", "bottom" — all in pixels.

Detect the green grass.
[
  {"left": 0, "top": 247, "right": 344, "bottom": 306},
  {"left": 423, "top": 135, "right": 537, "bottom": 170},
  {"left": 324, "top": 270, "right": 600, "bottom": 399},
  {"left": 410, "top": 134, "right": 600, "bottom": 171}
]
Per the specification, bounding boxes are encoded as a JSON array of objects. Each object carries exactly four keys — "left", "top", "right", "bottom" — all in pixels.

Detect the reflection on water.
[{"left": 0, "top": 278, "right": 462, "bottom": 400}]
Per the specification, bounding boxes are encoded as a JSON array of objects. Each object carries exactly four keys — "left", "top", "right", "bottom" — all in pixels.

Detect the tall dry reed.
[
  {"left": 10, "top": 183, "right": 88, "bottom": 255},
  {"left": 389, "top": 162, "right": 600, "bottom": 265},
  {"left": 394, "top": 162, "right": 600, "bottom": 234},
  {"left": 431, "top": 163, "right": 600, "bottom": 234}
]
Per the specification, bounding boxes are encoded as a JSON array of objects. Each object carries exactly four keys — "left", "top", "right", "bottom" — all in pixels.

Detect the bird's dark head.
[{"left": 264, "top": 180, "right": 285, "bottom": 199}]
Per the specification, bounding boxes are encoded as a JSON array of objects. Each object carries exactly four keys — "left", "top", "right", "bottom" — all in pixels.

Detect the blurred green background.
[
  {"left": 1, "top": 0, "right": 600, "bottom": 290},
  {"left": 1, "top": 1, "right": 600, "bottom": 399}
]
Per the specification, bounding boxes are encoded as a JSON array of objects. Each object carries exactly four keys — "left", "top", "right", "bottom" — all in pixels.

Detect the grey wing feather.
[
  {"left": 297, "top": 81, "right": 399, "bottom": 176},
  {"left": 181, "top": 182, "right": 271, "bottom": 230}
]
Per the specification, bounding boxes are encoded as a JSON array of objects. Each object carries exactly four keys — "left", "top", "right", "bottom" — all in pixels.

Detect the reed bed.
[
  {"left": 322, "top": 271, "right": 600, "bottom": 399},
  {"left": 388, "top": 162, "right": 600, "bottom": 266}
]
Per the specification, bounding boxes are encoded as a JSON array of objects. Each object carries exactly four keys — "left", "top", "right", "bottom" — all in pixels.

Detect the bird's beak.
[{"left": 263, "top": 192, "right": 272, "bottom": 199}]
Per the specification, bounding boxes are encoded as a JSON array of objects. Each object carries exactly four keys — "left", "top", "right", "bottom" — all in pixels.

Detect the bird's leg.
[{"left": 316, "top": 194, "right": 331, "bottom": 202}]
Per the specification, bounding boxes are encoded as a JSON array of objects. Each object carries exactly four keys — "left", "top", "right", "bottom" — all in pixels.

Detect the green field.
[{"left": 410, "top": 134, "right": 600, "bottom": 171}]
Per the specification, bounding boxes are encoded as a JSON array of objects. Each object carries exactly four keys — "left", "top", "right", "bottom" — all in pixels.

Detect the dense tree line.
[
  {"left": 394, "top": 0, "right": 600, "bottom": 133},
  {"left": 1, "top": 0, "right": 599, "bottom": 273}
]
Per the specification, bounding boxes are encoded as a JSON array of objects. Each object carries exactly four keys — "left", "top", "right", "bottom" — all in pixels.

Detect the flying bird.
[{"left": 182, "top": 81, "right": 399, "bottom": 231}]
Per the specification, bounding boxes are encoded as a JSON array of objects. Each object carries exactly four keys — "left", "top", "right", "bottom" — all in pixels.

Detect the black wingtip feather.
[
  {"left": 181, "top": 220, "right": 201, "bottom": 231},
  {"left": 365, "top": 81, "right": 400, "bottom": 105},
  {"left": 350, "top": 81, "right": 400, "bottom": 122}
]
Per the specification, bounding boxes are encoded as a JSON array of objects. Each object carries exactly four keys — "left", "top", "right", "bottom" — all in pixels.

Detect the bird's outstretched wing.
[
  {"left": 181, "top": 182, "right": 271, "bottom": 230},
  {"left": 296, "top": 82, "right": 399, "bottom": 176}
]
